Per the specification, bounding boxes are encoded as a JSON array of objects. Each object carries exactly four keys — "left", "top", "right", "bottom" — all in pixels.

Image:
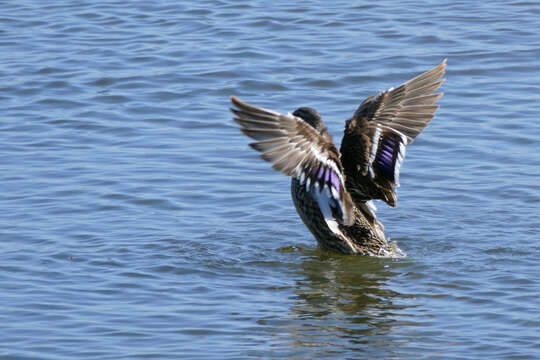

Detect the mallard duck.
[{"left": 231, "top": 60, "right": 446, "bottom": 256}]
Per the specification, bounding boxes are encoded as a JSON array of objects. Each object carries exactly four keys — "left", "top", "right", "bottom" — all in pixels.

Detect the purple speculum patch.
[
  {"left": 311, "top": 165, "right": 341, "bottom": 192},
  {"left": 376, "top": 138, "right": 398, "bottom": 180}
]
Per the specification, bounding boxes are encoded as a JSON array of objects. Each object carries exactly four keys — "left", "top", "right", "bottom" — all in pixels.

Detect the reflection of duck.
[
  {"left": 290, "top": 254, "right": 404, "bottom": 352},
  {"left": 232, "top": 61, "right": 445, "bottom": 255}
]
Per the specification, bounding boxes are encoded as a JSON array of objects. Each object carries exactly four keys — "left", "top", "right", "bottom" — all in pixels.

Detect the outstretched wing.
[
  {"left": 231, "top": 96, "right": 354, "bottom": 226},
  {"left": 340, "top": 60, "right": 446, "bottom": 207}
]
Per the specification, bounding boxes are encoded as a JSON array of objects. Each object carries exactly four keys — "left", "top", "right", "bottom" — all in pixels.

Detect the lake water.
[{"left": 2, "top": 1, "right": 540, "bottom": 359}]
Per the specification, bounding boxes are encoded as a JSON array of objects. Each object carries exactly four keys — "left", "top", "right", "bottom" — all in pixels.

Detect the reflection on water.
[{"left": 289, "top": 252, "right": 411, "bottom": 356}]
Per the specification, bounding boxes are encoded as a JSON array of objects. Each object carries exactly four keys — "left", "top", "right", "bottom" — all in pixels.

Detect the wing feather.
[
  {"left": 231, "top": 96, "right": 355, "bottom": 225},
  {"left": 340, "top": 60, "right": 446, "bottom": 207}
]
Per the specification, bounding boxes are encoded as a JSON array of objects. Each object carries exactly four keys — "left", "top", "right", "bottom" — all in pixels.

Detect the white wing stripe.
[
  {"left": 369, "top": 126, "right": 381, "bottom": 167},
  {"left": 313, "top": 189, "right": 358, "bottom": 254}
]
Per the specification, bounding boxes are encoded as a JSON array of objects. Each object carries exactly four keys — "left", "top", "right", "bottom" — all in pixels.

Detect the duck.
[{"left": 231, "top": 60, "right": 446, "bottom": 256}]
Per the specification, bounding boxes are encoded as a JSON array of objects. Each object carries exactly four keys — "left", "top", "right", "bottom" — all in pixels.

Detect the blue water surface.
[{"left": 1, "top": 1, "right": 540, "bottom": 359}]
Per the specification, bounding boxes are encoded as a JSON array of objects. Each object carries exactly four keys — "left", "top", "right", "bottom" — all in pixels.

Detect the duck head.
[{"left": 293, "top": 107, "right": 324, "bottom": 131}]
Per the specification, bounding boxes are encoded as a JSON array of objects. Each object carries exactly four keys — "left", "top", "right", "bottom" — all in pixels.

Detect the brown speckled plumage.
[
  {"left": 232, "top": 60, "right": 446, "bottom": 256},
  {"left": 291, "top": 178, "right": 389, "bottom": 255}
]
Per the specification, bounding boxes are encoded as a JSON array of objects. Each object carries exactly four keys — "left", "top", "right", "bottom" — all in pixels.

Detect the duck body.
[
  {"left": 231, "top": 60, "right": 446, "bottom": 256},
  {"left": 291, "top": 178, "right": 388, "bottom": 255}
]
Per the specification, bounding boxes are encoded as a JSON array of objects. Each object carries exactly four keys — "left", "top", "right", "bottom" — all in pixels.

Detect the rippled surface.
[{"left": 2, "top": 1, "right": 540, "bottom": 358}]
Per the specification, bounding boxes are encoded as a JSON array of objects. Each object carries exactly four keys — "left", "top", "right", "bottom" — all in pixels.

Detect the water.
[{"left": 2, "top": 1, "right": 540, "bottom": 358}]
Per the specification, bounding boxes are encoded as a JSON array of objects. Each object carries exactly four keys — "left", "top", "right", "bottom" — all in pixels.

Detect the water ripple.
[{"left": 1, "top": 0, "right": 540, "bottom": 359}]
